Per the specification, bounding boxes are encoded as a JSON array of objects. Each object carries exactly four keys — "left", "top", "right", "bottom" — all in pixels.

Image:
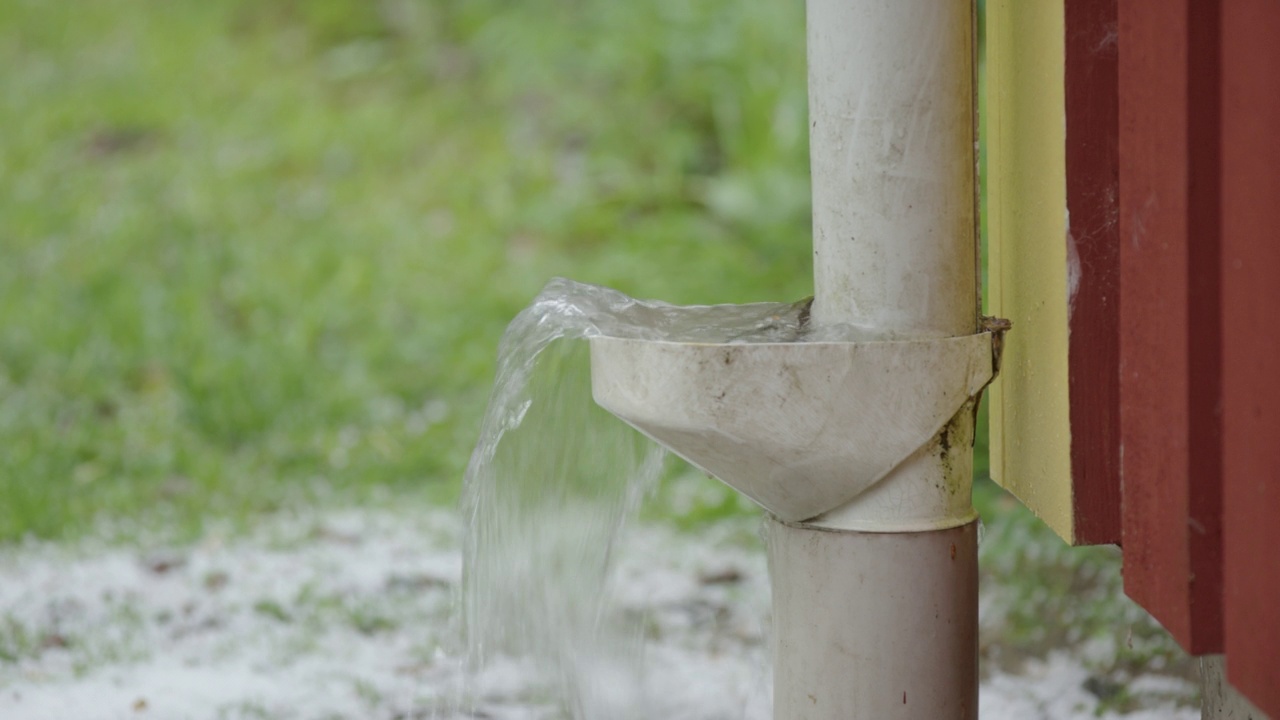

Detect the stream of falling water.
[{"left": 458, "top": 278, "right": 809, "bottom": 719}]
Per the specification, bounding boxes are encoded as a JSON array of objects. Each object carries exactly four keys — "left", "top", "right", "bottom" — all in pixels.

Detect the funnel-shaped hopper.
[{"left": 590, "top": 334, "right": 994, "bottom": 522}]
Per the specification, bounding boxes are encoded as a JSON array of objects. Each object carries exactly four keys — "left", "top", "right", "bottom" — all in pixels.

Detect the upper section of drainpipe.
[{"left": 808, "top": 0, "right": 978, "bottom": 339}]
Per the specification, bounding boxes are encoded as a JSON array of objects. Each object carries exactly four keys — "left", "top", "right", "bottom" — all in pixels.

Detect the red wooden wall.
[
  {"left": 1117, "top": 0, "right": 1224, "bottom": 655},
  {"left": 1220, "top": 0, "right": 1280, "bottom": 712},
  {"left": 992, "top": 0, "right": 1277, "bottom": 709},
  {"left": 1113, "top": 0, "right": 1279, "bottom": 714},
  {"left": 1064, "top": 0, "right": 1123, "bottom": 546}
]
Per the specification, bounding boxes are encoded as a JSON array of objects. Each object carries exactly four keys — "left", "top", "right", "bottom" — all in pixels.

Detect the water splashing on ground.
[{"left": 459, "top": 278, "right": 807, "bottom": 718}]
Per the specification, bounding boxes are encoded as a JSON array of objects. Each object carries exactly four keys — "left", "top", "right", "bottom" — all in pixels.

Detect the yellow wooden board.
[{"left": 985, "top": 0, "right": 1075, "bottom": 542}]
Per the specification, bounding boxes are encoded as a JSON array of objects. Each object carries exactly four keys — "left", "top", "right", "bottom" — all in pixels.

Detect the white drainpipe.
[
  {"left": 592, "top": 0, "right": 985, "bottom": 717},
  {"left": 774, "top": 2, "right": 982, "bottom": 717}
]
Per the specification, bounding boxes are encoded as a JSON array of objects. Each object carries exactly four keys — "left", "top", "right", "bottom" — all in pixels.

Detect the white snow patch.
[{"left": 0, "top": 509, "right": 1197, "bottom": 719}]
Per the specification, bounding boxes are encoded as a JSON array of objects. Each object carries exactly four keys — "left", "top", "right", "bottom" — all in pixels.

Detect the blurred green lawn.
[{"left": 0, "top": 0, "right": 822, "bottom": 541}]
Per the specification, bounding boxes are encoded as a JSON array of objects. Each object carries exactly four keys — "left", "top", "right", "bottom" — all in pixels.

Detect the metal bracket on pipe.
[{"left": 590, "top": 332, "right": 996, "bottom": 524}]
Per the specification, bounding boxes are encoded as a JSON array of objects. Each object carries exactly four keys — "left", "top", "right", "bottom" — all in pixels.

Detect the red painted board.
[
  {"left": 1221, "top": 0, "right": 1280, "bottom": 713},
  {"left": 1117, "top": 0, "right": 1224, "bottom": 654},
  {"left": 1064, "top": 0, "right": 1122, "bottom": 546}
]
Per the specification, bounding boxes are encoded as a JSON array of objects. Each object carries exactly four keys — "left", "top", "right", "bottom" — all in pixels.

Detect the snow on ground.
[{"left": 0, "top": 509, "right": 1198, "bottom": 720}]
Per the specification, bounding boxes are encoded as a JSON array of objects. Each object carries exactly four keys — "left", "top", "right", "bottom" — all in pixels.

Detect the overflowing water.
[{"left": 458, "top": 278, "right": 809, "bottom": 719}]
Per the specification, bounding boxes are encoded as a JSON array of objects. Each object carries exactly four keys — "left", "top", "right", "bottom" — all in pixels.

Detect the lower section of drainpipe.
[{"left": 766, "top": 518, "right": 979, "bottom": 720}]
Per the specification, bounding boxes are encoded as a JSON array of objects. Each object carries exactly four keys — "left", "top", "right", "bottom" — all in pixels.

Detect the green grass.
[{"left": 0, "top": 0, "right": 814, "bottom": 541}]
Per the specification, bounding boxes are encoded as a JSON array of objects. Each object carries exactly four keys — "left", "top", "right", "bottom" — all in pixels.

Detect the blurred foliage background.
[{"left": 1, "top": 0, "right": 818, "bottom": 540}]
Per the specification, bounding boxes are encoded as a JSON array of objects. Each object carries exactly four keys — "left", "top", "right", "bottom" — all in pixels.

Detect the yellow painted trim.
[{"left": 986, "top": 0, "right": 1075, "bottom": 542}]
